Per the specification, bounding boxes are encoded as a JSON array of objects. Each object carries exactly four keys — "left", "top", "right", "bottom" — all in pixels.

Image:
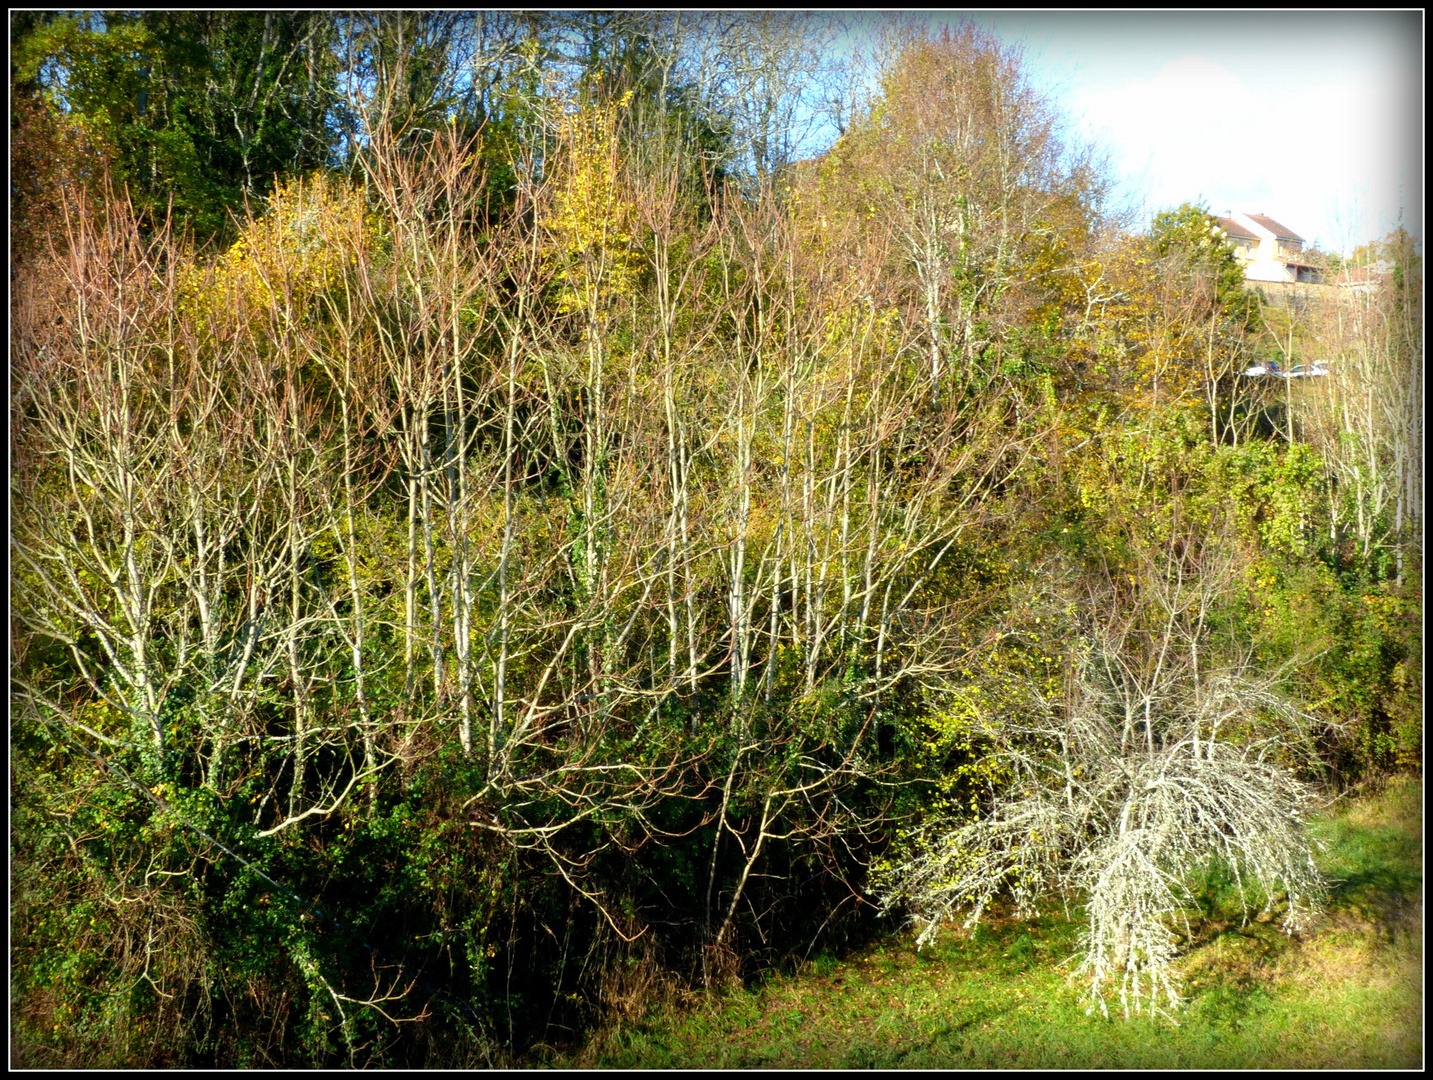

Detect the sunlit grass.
[{"left": 550, "top": 777, "right": 1422, "bottom": 1069}]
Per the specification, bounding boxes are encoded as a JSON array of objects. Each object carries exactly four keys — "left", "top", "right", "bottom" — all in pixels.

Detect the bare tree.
[
  {"left": 873, "top": 531, "right": 1328, "bottom": 1020},
  {"left": 1282, "top": 253, "right": 1422, "bottom": 578},
  {"left": 678, "top": 12, "right": 848, "bottom": 192}
]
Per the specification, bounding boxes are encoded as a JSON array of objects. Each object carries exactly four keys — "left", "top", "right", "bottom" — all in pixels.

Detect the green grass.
[{"left": 547, "top": 777, "right": 1422, "bottom": 1069}]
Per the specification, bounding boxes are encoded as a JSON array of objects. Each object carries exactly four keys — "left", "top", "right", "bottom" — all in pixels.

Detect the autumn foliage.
[{"left": 11, "top": 14, "right": 1419, "bottom": 1067}]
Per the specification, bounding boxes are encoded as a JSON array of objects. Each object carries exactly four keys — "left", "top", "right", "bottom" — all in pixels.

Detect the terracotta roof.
[
  {"left": 1216, "top": 215, "right": 1257, "bottom": 240},
  {"left": 1243, "top": 213, "right": 1303, "bottom": 242},
  {"left": 1334, "top": 265, "right": 1391, "bottom": 287}
]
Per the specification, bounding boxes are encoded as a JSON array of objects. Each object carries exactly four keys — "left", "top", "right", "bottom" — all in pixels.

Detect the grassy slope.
[{"left": 552, "top": 777, "right": 1422, "bottom": 1069}]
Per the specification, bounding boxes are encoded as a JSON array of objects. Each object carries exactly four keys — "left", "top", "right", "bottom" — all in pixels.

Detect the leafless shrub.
[{"left": 874, "top": 552, "right": 1327, "bottom": 1020}]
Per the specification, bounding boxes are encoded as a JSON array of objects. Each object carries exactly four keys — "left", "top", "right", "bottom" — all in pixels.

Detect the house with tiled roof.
[
  {"left": 1333, "top": 260, "right": 1393, "bottom": 296},
  {"left": 1214, "top": 211, "right": 1323, "bottom": 284}
]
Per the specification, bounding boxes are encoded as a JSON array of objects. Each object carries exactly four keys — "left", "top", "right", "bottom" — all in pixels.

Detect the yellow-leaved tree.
[
  {"left": 542, "top": 89, "right": 642, "bottom": 320},
  {"left": 180, "top": 172, "right": 386, "bottom": 327}
]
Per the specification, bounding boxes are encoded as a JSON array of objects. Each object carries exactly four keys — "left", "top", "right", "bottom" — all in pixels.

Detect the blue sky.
[{"left": 843, "top": 11, "right": 1422, "bottom": 255}]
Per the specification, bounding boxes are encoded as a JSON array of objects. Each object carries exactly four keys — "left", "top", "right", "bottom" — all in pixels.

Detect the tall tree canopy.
[
  {"left": 13, "top": 11, "right": 344, "bottom": 243},
  {"left": 805, "top": 24, "right": 1107, "bottom": 392}
]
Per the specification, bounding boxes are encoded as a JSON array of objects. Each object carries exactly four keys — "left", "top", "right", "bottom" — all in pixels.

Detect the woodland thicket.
[{"left": 10, "top": 12, "right": 1421, "bottom": 1066}]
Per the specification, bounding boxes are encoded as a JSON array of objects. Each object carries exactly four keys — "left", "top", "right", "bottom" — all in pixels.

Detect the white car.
[{"left": 1241, "top": 360, "right": 1329, "bottom": 378}]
